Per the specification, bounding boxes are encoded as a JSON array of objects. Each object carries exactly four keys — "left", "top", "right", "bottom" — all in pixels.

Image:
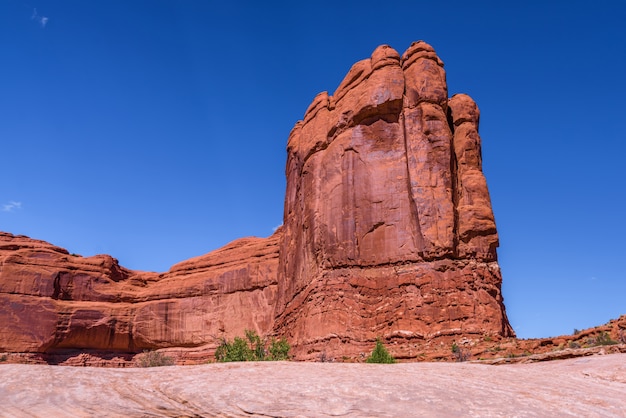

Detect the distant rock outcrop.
[
  {"left": 0, "top": 41, "right": 515, "bottom": 363},
  {"left": 0, "top": 232, "right": 280, "bottom": 357}
]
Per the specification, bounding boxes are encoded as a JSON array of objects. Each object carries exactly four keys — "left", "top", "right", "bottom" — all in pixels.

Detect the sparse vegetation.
[
  {"left": 573, "top": 328, "right": 581, "bottom": 335},
  {"left": 0, "top": 354, "right": 7, "bottom": 362},
  {"left": 215, "top": 330, "right": 290, "bottom": 362},
  {"left": 366, "top": 338, "right": 396, "bottom": 364},
  {"left": 136, "top": 350, "right": 175, "bottom": 367},
  {"left": 619, "top": 330, "right": 626, "bottom": 344},
  {"left": 588, "top": 332, "right": 618, "bottom": 346},
  {"left": 267, "top": 336, "right": 291, "bottom": 361},
  {"left": 569, "top": 341, "right": 581, "bottom": 349},
  {"left": 583, "top": 332, "right": 617, "bottom": 347},
  {"left": 451, "top": 343, "right": 470, "bottom": 362}
]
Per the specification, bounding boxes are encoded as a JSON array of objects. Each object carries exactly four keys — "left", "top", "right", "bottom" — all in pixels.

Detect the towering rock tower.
[{"left": 275, "top": 41, "right": 513, "bottom": 358}]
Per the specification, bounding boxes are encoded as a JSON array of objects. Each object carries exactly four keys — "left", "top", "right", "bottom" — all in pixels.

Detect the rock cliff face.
[
  {"left": 0, "top": 232, "right": 280, "bottom": 356},
  {"left": 0, "top": 41, "right": 513, "bottom": 363},
  {"left": 275, "top": 42, "right": 512, "bottom": 359}
]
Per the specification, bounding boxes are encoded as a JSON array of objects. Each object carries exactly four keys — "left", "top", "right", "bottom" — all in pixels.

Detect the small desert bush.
[
  {"left": 590, "top": 331, "right": 618, "bottom": 346},
  {"left": 215, "top": 330, "right": 290, "bottom": 362},
  {"left": 136, "top": 350, "right": 175, "bottom": 367},
  {"left": 451, "top": 343, "right": 470, "bottom": 362},
  {"left": 569, "top": 341, "right": 581, "bottom": 349},
  {"left": 366, "top": 338, "right": 396, "bottom": 364},
  {"left": 317, "top": 351, "right": 334, "bottom": 362},
  {"left": 584, "top": 331, "right": 618, "bottom": 347},
  {"left": 267, "top": 336, "right": 291, "bottom": 360},
  {"left": 0, "top": 354, "right": 7, "bottom": 362}
]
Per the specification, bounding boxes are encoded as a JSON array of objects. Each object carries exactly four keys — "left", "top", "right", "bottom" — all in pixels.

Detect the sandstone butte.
[{"left": 1, "top": 42, "right": 623, "bottom": 366}]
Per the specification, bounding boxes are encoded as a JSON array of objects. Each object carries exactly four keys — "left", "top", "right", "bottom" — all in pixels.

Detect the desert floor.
[{"left": 1, "top": 353, "right": 625, "bottom": 417}]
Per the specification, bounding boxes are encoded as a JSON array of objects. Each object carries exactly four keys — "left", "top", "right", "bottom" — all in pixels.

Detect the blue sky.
[{"left": 1, "top": 0, "right": 624, "bottom": 339}]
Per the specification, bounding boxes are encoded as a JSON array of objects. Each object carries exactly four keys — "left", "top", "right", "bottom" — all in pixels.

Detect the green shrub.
[
  {"left": 215, "top": 330, "right": 290, "bottom": 362},
  {"left": 592, "top": 331, "right": 618, "bottom": 346},
  {"left": 366, "top": 338, "right": 396, "bottom": 364},
  {"left": 215, "top": 336, "right": 254, "bottom": 362},
  {"left": 267, "top": 337, "right": 291, "bottom": 361},
  {"left": 136, "top": 350, "right": 175, "bottom": 367}
]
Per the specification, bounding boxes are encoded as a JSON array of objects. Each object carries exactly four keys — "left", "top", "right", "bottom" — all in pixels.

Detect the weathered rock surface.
[
  {"left": 0, "top": 231, "right": 280, "bottom": 356},
  {"left": 1, "top": 354, "right": 625, "bottom": 417},
  {"left": 1, "top": 41, "right": 515, "bottom": 362},
  {"left": 276, "top": 41, "right": 511, "bottom": 358}
]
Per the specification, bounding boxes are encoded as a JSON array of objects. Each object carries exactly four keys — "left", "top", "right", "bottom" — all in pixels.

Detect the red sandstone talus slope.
[{"left": 0, "top": 41, "right": 514, "bottom": 363}]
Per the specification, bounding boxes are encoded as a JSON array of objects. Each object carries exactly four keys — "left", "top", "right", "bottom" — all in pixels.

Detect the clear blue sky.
[{"left": 1, "top": 0, "right": 624, "bottom": 339}]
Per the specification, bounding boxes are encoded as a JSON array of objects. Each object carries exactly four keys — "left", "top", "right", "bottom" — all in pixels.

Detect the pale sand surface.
[{"left": 0, "top": 354, "right": 624, "bottom": 417}]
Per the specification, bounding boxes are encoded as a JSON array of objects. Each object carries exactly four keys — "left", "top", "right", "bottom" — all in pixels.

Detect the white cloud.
[
  {"left": 2, "top": 201, "right": 22, "bottom": 212},
  {"left": 31, "top": 8, "right": 49, "bottom": 28}
]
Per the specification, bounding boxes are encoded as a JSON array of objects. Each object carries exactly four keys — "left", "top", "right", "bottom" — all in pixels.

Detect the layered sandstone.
[
  {"left": 1, "top": 41, "right": 514, "bottom": 363},
  {"left": 276, "top": 41, "right": 512, "bottom": 359},
  {"left": 0, "top": 231, "right": 280, "bottom": 356},
  {"left": 2, "top": 355, "right": 626, "bottom": 417}
]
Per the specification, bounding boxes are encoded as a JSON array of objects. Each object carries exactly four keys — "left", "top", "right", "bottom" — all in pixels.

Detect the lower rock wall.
[
  {"left": 275, "top": 259, "right": 513, "bottom": 360},
  {"left": 0, "top": 232, "right": 280, "bottom": 356}
]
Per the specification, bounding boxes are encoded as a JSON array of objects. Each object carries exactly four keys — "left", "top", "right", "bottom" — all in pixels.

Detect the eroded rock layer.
[
  {"left": 0, "top": 232, "right": 280, "bottom": 355},
  {"left": 1, "top": 41, "right": 513, "bottom": 362}
]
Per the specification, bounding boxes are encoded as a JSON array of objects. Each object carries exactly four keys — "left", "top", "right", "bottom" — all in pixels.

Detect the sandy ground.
[{"left": 0, "top": 354, "right": 624, "bottom": 417}]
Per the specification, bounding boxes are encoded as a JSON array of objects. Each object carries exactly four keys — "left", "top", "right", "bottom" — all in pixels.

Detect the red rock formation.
[
  {"left": 0, "top": 231, "right": 280, "bottom": 356},
  {"left": 276, "top": 41, "right": 512, "bottom": 359},
  {"left": 0, "top": 41, "right": 514, "bottom": 363}
]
